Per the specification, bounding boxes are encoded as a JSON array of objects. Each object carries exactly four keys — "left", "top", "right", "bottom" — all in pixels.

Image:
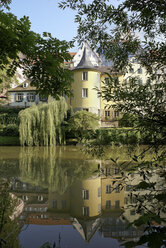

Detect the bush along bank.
[
  {"left": 77, "top": 128, "right": 161, "bottom": 146},
  {"left": 0, "top": 107, "right": 22, "bottom": 145}
]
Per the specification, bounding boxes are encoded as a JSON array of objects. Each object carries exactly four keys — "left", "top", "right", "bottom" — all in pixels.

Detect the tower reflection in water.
[{"left": 11, "top": 165, "right": 144, "bottom": 243}]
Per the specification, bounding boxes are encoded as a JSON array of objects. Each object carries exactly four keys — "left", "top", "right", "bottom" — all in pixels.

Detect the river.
[{"left": 0, "top": 145, "right": 165, "bottom": 248}]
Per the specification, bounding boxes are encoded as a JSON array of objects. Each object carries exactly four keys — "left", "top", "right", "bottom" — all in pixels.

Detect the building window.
[
  {"left": 105, "top": 167, "right": 110, "bottom": 176},
  {"left": 82, "top": 206, "right": 89, "bottom": 216},
  {"left": 130, "top": 210, "right": 136, "bottom": 215},
  {"left": 83, "top": 108, "right": 89, "bottom": 112},
  {"left": 98, "top": 204, "right": 101, "bottom": 213},
  {"left": 114, "top": 111, "right": 119, "bottom": 118},
  {"left": 61, "top": 200, "right": 66, "bottom": 209},
  {"left": 115, "top": 185, "right": 120, "bottom": 193},
  {"left": 106, "top": 200, "right": 111, "bottom": 209},
  {"left": 98, "top": 187, "right": 101, "bottom": 197},
  {"left": 22, "top": 195, "right": 28, "bottom": 201},
  {"left": 23, "top": 82, "right": 28, "bottom": 88},
  {"left": 82, "top": 189, "right": 89, "bottom": 200},
  {"left": 82, "top": 88, "right": 88, "bottom": 98},
  {"left": 104, "top": 77, "right": 110, "bottom": 84},
  {"left": 124, "top": 197, "right": 128, "bottom": 204},
  {"left": 126, "top": 185, "right": 132, "bottom": 191},
  {"left": 39, "top": 95, "right": 48, "bottom": 102},
  {"left": 114, "top": 168, "right": 120, "bottom": 174},
  {"left": 138, "top": 68, "right": 142, "bottom": 74},
  {"left": 37, "top": 195, "right": 43, "bottom": 201},
  {"left": 27, "top": 93, "right": 35, "bottom": 102},
  {"left": 82, "top": 72, "right": 88, "bottom": 81},
  {"left": 115, "top": 200, "right": 120, "bottom": 208},
  {"left": 138, "top": 79, "right": 143, "bottom": 84},
  {"left": 15, "top": 93, "right": 24, "bottom": 102},
  {"left": 105, "top": 110, "right": 110, "bottom": 118},
  {"left": 52, "top": 200, "right": 57, "bottom": 209},
  {"left": 106, "top": 185, "right": 111, "bottom": 194}
]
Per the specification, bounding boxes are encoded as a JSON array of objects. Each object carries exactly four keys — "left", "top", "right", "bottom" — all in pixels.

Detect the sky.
[{"left": 8, "top": 0, "right": 78, "bottom": 51}]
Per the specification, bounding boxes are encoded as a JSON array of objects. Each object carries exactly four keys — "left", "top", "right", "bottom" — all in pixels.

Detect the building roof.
[
  {"left": 8, "top": 79, "right": 36, "bottom": 92},
  {"left": 98, "top": 66, "right": 122, "bottom": 75},
  {"left": 74, "top": 47, "right": 96, "bottom": 70},
  {"left": 69, "top": 52, "right": 76, "bottom": 57}
]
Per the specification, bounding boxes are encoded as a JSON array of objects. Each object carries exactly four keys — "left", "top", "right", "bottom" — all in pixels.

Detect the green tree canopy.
[
  {"left": 59, "top": 2, "right": 166, "bottom": 246},
  {"left": 59, "top": 0, "right": 166, "bottom": 145},
  {"left": 68, "top": 110, "right": 99, "bottom": 140},
  {"left": 19, "top": 98, "right": 68, "bottom": 146},
  {"left": 0, "top": 2, "right": 73, "bottom": 97}
]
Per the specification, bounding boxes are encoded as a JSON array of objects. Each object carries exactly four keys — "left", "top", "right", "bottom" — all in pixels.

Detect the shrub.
[{"left": 0, "top": 124, "right": 19, "bottom": 137}]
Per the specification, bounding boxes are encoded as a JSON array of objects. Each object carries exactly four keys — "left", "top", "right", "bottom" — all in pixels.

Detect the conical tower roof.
[{"left": 74, "top": 47, "right": 95, "bottom": 70}]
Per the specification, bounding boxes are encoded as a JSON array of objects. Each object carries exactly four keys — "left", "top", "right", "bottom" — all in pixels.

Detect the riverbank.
[
  {"left": 0, "top": 136, "right": 20, "bottom": 146},
  {"left": 0, "top": 126, "right": 163, "bottom": 146}
]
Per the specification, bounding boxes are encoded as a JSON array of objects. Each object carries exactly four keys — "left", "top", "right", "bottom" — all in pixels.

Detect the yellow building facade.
[{"left": 67, "top": 43, "right": 124, "bottom": 127}]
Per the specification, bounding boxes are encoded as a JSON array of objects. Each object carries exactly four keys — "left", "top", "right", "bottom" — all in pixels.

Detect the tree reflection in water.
[{"left": 0, "top": 146, "right": 166, "bottom": 247}]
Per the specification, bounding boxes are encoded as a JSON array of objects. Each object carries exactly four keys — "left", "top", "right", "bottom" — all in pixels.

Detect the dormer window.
[{"left": 23, "top": 82, "right": 28, "bottom": 88}]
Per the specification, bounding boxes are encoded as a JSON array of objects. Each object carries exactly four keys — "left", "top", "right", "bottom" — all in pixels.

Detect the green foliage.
[
  {"left": 67, "top": 110, "right": 99, "bottom": 140},
  {"left": 0, "top": 63, "right": 18, "bottom": 95},
  {"left": 93, "top": 128, "right": 153, "bottom": 145},
  {"left": 0, "top": 124, "right": 19, "bottom": 136},
  {"left": 0, "top": 113, "right": 19, "bottom": 126},
  {"left": 119, "top": 113, "right": 137, "bottom": 127},
  {"left": 19, "top": 98, "right": 68, "bottom": 146},
  {"left": 59, "top": 0, "right": 165, "bottom": 72},
  {"left": 0, "top": 180, "right": 21, "bottom": 248},
  {"left": 0, "top": 108, "right": 26, "bottom": 127},
  {"left": 0, "top": 7, "right": 73, "bottom": 97},
  {"left": 0, "top": 136, "right": 20, "bottom": 145},
  {"left": 18, "top": 147, "right": 97, "bottom": 193},
  {"left": 0, "top": 0, "right": 11, "bottom": 9},
  {"left": 59, "top": 0, "right": 166, "bottom": 146},
  {"left": 0, "top": 107, "right": 23, "bottom": 114}
]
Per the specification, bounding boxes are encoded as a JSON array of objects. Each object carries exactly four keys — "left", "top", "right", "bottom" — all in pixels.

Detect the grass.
[{"left": 0, "top": 136, "right": 20, "bottom": 146}]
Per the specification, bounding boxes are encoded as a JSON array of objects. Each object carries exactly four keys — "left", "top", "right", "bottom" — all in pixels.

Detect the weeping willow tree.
[{"left": 19, "top": 97, "right": 68, "bottom": 146}]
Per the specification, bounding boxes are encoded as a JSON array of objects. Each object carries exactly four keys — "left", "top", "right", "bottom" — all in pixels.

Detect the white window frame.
[
  {"left": 98, "top": 204, "right": 101, "bottom": 213},
  {"left": 15, "top": 93, "right": 24, "bottom": 102},
  {"left": 105, "top": 110, "right": 110, "bottom": 118},
  {"left": 114, "top": 111, "right": 119, "bottom": 118},
  {"left": 104, "top": 77, "right": 110, "bottom": 84},
  {"left": 106, "top": 184, "right": 111, "bottom": 194},
  {"left": 37, "top": 195, "right": 43, "bottom": 201},
  {"left": 82, "top": 206, "right": 89, "bottom": 216},
  {"left": 82, "top": 189, "right": 89, "bottom": 200},
  {"left": 27, "top": 93, "right": 35, "bottom": 102},
  {"left": 82, "top": 71, "right": 88, "bottom": 81},
  {"left": 106, "top": 200, "right": 111, "bottom": 209},
  {"left": 83, "top": 108, "right": 89, "bottom": 112},
  {"left": 22, "top": 195, "right": 28, "bottom": 201},
  {"left": 115, "top": 185, "right": 120, "bottom": 193},
  {"left": 82, "top": 88, "right": 88, "bottom": 98},
  {"left": 115, "top": 200, "right": 120, "bottom": 208},
  {"left": 98, "top": 187, "right": 101, "bottom": 197}
]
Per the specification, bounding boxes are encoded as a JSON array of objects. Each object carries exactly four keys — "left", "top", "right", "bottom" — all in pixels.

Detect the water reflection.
[{"left": 0, "top": 146, "right": 165, "bottom": 247}]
